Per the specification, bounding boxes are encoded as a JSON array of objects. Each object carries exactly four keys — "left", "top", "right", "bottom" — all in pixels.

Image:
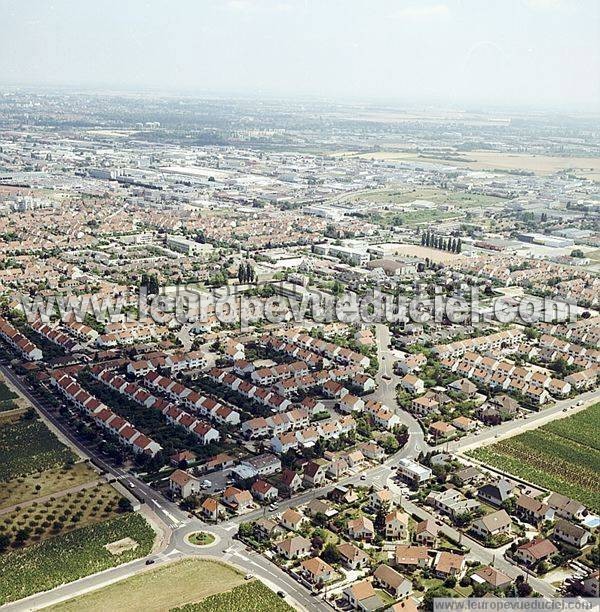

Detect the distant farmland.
[{"left": 468, "top": 403, "right": 600, "bottom": 512}]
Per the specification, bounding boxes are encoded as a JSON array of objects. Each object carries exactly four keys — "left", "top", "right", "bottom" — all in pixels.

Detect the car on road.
[
  {"left": 145, "top": 559, "right": 155, "bottom": 565},
  {"left": 563, "top": 408, "right": 568, "bottom": 412},
  {"left": 382, "top": 374, "right": 391, "bottom": 380},
  {"left": 360, "top": 474, "right": 366, "bottom": 481},
  {"left": 202, "top": 480, "right": 212, "bottom": 488},
  {"left": 129, "top": 482, "right": 135, "bottom": 489},
  {"left": 245, "top": 574, "right": 253, "bottom": 580},
  {"left": 277, "top": 591, "right": 286, "bottom": 598},
  {"left": 268, "top": 503, "right": 278, "bottom": 511}
]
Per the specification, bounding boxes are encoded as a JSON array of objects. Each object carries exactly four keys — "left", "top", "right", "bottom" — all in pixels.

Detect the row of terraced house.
[
  {"left": 90, "top": 367, "right": 220, "bottom": 445},
  {"left": 50, "top": 371, "right": 163, "bottom": 456}
]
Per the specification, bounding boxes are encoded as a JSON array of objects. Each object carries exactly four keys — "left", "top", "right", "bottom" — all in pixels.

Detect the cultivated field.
[
  {"left": 0, "top": 416, "right": 75, "bottom": 480},
  {"left": 176, "top": 581, "right": 295, "bottom": 612},
  {"left": 0, "top": 483, "right": 125, "bottom": 549},
  {"left": 0, "top": 376, "right": 18, "bottom": 412},
  {"left": 0, "top": 513, "right": 155, "bottom": 605},
  {"left": 0, "top": 461, "right": 98, "bottom": 510},
  {"left": 48, "top": 559, "right": 253, "bottom": 612},
  {"left": 468, "top": 403, "right": 600, "bottom": 512},
  {"left": 350, "top": 150, "right": 600, "bottom": 179}
]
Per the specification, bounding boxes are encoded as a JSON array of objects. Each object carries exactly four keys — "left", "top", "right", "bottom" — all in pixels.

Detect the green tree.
[
  {"left": 0, "top": 533, "right": 11, "bottom": 552},
  {"left": 322, "top": 542, "right": 340, "bottom": 564},
  {"left": 422, "top": 587, "right": 456, "bottom": 611}
]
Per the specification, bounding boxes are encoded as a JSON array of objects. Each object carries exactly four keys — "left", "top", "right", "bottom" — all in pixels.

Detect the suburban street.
[{"left": 1, "top": 327, "right": 598, "bottom": 612}]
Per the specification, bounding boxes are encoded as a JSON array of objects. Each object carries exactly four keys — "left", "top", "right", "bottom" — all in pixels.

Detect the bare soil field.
[
  {"left": 348, "top": 150, "right": 600, "bottom": 178},
  {"left": 388, "top": 244, "right": 466, "bottom": 263}
]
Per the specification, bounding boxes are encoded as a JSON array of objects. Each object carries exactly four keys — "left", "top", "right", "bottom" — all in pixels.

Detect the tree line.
[{"left": 421, "top": 230, "right": 462, "bottom": 253}]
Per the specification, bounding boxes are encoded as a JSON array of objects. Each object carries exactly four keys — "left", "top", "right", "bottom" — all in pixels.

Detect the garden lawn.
[
  {"left": 48, "top": 559, "right": 248, "bottom": 612},
  {"left": 0, "top": 513, "right": 155, "bottom": 605},
  {"left": 468, "top": 403, "right": 600, "bottom": 512},
  {"left": 0, "top": 417, "right": 75, "bottom": 480}
]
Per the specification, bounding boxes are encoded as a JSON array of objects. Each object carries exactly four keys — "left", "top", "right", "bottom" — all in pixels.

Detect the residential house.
[
  {"left": 547, "top": 493, "right": 587, "bottom": 521},
  {"left": 553, "top": 520, "right": 591, "bottom": 548},
  {"left": 339, "top": 394, "right": 365, "bottom": 413},
  {"left": 471, "top": 509, "right": 512, "bottom": 540},
  {"left": 415, "top": 519, "right": 439, "bottom": 547},
  {"left": 275, "top": 535, "right": 311, "bottom": 560},
  {"left": 303, "top": 459, "right": 328, "bottom": 488},
  {"left": 452, "top": 416, "right": 476, "bottom": 432},
  {"left": 200, "top": 497, "right": 224, "bottom": 522},
  {"left": 477, "top": 479, "right": 516, "bottom": 507},
  {"left": 429, "top": 421, "right": 457, "bottom": 440},
  {"left": 254, "top": 517, "right": 284, "bottom": 541},
  {"left": 449, "top": 378, "right": 478, "bottom": 397},
  {"left": 280, "top": 508, "right": 305, "bottom": 531},
  {"left": 400, "top": 374, "right": 425, "bottom": 395},
  {"left": 369, "top": 488, "right": 393, "bottom": 511},
  {"left": 348, "top": 516, "right": 375, "bottom": 541},
  {"left": 471, "top": 566, "right": 512, "bottom": 590},
  {"left": 394, "top": 545, "right": 430, "bottom": 570},
  {"left": 411, "top": 395, "right": 440, "bottom": 416},
  {"left": 514, "top": 538, "right": 558, "bottom": 567},
  {"left": 337, "top": 542, "right": 370, "bottom": 570},
  {"left": 374, "top": 564, "right": 412, "bottom": 600},
  {"left": 299, "top": 556, "right": 335, "bottom": 585},
  {"left": 385, "top": 510, "right": 410, "bottom": 540},
  {"left": 343, "top": 580, "right": 384, "bottom": 612},
  {"left": 434, "top": 551, "right": 465, "bottom": 579},
  {"left": 397, "top": 458, "right": 432, "bottom": 485},
  {"left": 516, "top": 494, "right": 554, "bottom": 525},
  {"left": 222, "top": 486, "right": 253, "bottom": 512},
  {"left": 169, "top": 469, "right": 201, "bottom": 499},
  {"left": 251, "top": 480, "right": 279, "bottom": 502},
  {"left": 280, "top": 469, "right": 302, "bottom": 495}
]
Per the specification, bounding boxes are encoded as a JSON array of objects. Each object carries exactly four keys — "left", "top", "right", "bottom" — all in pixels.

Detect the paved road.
[
  {"left": 0, "top": 364, "right": 326, "bottom": 612},
  {"left": 2, "top": 329, "right": 597, "bottom": 611},
  {"left": 449, "top": 387, "right": 600, "bottom": 454}
]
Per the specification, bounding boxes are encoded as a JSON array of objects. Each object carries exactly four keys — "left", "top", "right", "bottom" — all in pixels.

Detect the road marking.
[{"left": 221, "top": 523, "right": 237, "bottom": 532}]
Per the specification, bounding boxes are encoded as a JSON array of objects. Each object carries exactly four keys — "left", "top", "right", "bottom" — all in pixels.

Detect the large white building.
[{"left": 166, "top": 235, "right": 214, "bottom": 257}]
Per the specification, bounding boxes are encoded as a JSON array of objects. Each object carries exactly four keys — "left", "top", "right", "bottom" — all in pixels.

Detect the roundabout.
[{"left": 185, "top": 530, "right": 218, "bottom": 547}]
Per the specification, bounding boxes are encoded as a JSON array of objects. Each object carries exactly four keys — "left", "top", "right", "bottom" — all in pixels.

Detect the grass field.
[
  {"left": 0, "top": 461, "right": 98, "bottom": 510},
  {"left": 0, "top": 513, "right": 155, "bottom": 605},
  {"left": 48, "top": 559, "right": 250, "bottom": 612},
  {"left": 0, "top": 483, "right": 124, "bottom": 549},
  {"left": 349, "top": 185, "right": 505, "bottom": 209},
  {"left": 0, "top": 416, "right": 75, "bottom": 481},
  {"left": 468, "top": 403, "right": 600, "bottom": 512}
]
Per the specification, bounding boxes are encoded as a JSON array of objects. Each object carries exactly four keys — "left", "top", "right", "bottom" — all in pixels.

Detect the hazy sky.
[{"left": 1, "top": 0, "right": 599, "bottom": 110}]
